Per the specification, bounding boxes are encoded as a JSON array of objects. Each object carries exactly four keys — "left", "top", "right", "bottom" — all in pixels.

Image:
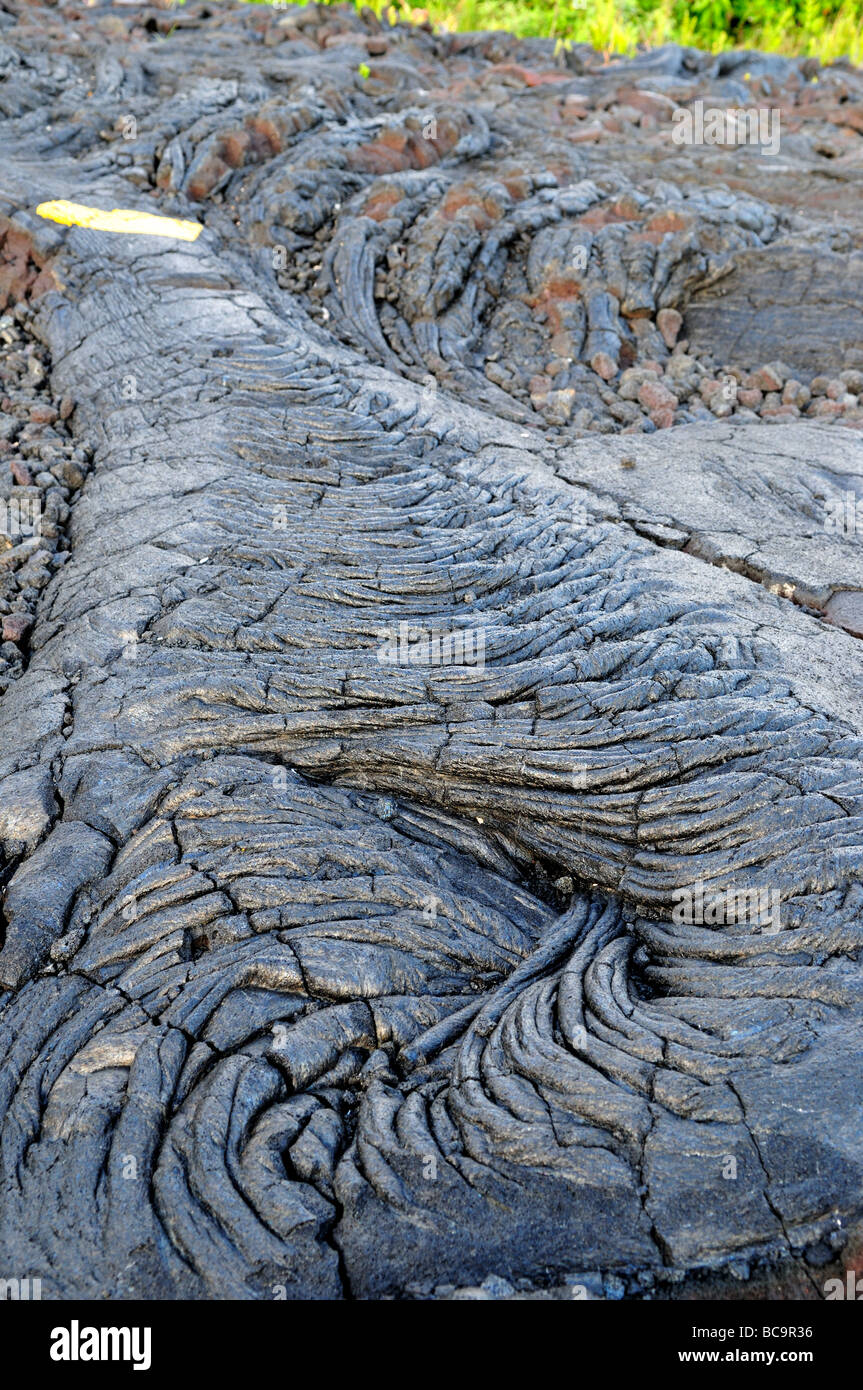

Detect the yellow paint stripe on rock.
[{"left": 36, "top": 200, "right": 203, "bottom": 241}]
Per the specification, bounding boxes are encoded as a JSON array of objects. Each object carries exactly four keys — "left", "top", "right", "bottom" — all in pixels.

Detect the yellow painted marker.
[{"left": 36, "top": 200, "right": 202, "bottom": 242}]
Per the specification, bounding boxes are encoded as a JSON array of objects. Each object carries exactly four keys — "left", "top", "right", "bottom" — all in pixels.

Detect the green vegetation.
[{"left": 250, "top": 0, "right": 863, "bottom": 65}]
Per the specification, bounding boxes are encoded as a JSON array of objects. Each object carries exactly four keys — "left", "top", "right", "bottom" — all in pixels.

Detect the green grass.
[{"left": 249, "top": 0, "right": 863, "bottom": 65}]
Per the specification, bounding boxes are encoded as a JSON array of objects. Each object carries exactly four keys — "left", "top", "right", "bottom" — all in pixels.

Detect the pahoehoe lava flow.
[{"left": 1, "top": 0, "right": 863, "bottom": 1301}]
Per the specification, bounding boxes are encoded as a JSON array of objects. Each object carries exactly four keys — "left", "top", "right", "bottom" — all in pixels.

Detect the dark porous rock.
[
  {"left": 0, "top": 0, "right": 862, "bottom": 1303},
  {"left": 686, "top": 247, "right": 863, "bottom": 381}
]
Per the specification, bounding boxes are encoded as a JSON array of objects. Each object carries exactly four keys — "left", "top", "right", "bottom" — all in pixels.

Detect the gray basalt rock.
[{"left": 0, "top": 0, "right": 862, "bottom": 1301}]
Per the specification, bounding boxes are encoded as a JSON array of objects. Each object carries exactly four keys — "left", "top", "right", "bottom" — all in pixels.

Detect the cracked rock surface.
[{"left": 0, "top": 0, "right": 862, "bottom": 1300}]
